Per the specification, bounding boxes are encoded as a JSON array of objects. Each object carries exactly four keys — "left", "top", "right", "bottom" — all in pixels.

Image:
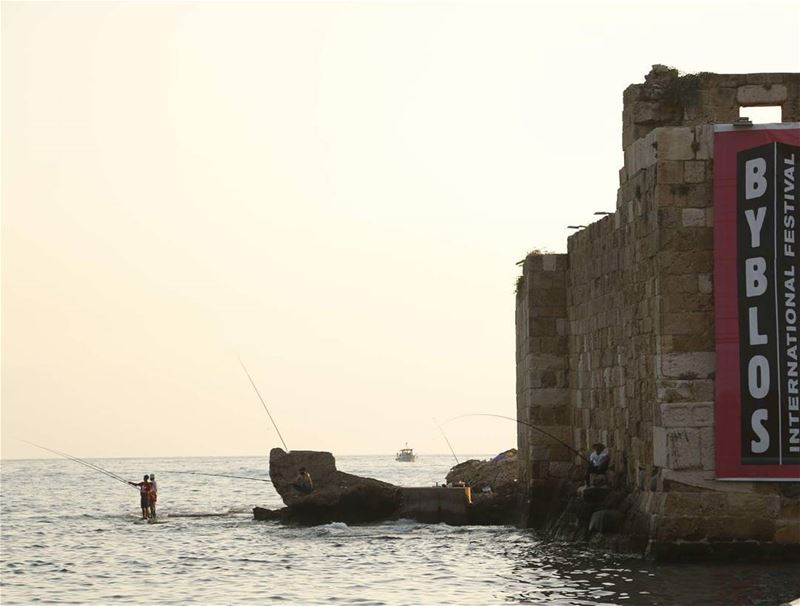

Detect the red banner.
[{"left": 714, "top": 123, "right": 800, "bottom": 480}]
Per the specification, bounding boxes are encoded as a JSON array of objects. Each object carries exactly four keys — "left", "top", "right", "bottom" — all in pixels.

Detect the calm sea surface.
[{"left": 1, "top": 455, "right": 798, "bottom": 605}]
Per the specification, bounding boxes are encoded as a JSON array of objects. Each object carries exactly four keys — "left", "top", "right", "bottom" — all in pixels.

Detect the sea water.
[{"left": 1, "top": 455, "right": 798, "bottom": 605}]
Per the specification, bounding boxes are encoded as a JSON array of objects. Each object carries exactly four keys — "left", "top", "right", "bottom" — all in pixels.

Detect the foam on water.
[{"left": 1, "top": 455, "right": 799, "bottom": 605}]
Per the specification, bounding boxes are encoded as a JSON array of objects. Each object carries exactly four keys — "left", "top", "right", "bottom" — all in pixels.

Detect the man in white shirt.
[
  {"left": 149, "top": 473, "right": 158, "bottom": 519},
  {"left": 586, "top": 443, "right": 609, "bottom": 486}
]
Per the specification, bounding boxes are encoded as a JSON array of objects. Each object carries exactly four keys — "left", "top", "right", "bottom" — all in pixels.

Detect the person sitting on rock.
[
  {"left": 292, "top": 467, "right": 313, "bottom": 494},
  {"left": 586, "top": 443, "right": 609, "bottom": 487}
]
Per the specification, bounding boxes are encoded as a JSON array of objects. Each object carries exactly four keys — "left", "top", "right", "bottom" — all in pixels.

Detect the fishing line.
[
  {"left": 433, "top": 418, "right": 459, "bottom": 465},
  {"left": 23, "top": 441, "right": 138, "bottom": 488},
  {"left": 441, "top": 414, "right": 591, "bottom": 464},
  {"left": 238, "top": 357, "right": 289, "bottom": 452},
  {"left": 167, "top": 471, "right": 272, "bottom": 483}
]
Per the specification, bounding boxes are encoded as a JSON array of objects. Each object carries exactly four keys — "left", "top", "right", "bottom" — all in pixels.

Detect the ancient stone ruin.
[
  {"left": 516, "top": 66, "right": 800, "bottom": 559},
  {"left": 255, "top": 448, "right": 516, "bottom": 525}
]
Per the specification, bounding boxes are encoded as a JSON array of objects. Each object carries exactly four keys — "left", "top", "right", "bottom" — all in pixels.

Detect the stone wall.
[
  {"left": 515, "top": 254, "right": 570, "bottom": 488},
  {"left": 515, "top": 66, "right": 800, "bottom": 557},
  {"left": 622, "top": 65, "right": 800, "bottom": 148}
]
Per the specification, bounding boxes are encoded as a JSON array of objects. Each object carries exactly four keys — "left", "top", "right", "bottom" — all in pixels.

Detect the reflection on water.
[
  {"left": 506, "top": 542, "right": 799, "bottom": 605},
  {"left": 1, "top": 455, "right": 798, "bottom": 605}
]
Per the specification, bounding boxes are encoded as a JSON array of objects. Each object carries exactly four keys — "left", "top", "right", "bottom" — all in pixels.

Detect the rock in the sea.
[
  {"left": 445, "top": 449, "right": 519, "bottom": 525},
  {"left": 252, "top": 506, "right": 287, "bottom": 522},
  {"left": 445, "top": 449, "right": 519, "bottom": 497},
  {"left": 269, "top": 448, "right": 402, "bottom": 524}
]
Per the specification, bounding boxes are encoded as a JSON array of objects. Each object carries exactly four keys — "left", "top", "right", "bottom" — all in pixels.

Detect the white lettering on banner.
[
  {"left": 746, "top": 257, "right": 768, "bottom": 297},
  {"left": 785, "top": 152, "right": 800, "bottom": 455},
  {"left": 746, "top": 207, "right": 767, "bottom": 247},
  {"left": 749, "top": 307, "right": 768, "bottom": 345},
  {"left": 746, "top": 158, "right": 768, "bottom": 199},
  {"left": 751, "top": 409, "right": 770, "bottom": 453},
  {"left": 748, "top": 355, "right": 770, "bottom": 399}
]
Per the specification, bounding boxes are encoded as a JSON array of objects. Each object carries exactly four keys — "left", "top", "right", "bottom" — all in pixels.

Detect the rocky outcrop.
[
  {"left": 255, "top": 448, "right": 519, "bottom": 526},
  {"left": 267, "top": 448, "right": 402, "bottom": 524},
  {"left": 445, "top": 449, "right": 520, "bottom": 524},
  {"left": 445, "top": 449, "right": 519, "bottom": 495}
]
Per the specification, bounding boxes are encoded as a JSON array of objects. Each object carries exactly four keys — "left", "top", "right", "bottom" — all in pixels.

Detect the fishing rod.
[
  {"left": 441, "top": 414, "right": 591, "bottom": 464},
  {"left": 433, "top": 418, "right": 459, "bottom": 465},
  {"left": 23, "top": 441, "right": 138, "bottom": 489},
  {"left": 238, "top": 357, "right": 289, "bottom": 452},
  {"left": 168, "top": 470, "right": 272, "bottom": 483}
]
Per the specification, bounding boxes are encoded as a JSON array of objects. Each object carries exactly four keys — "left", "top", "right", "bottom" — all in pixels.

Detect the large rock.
[
  {"left": 268, "top": 448, "right": 402, "bottom": 524},
  {"left": 445, "top": 449, "right": 519, "bottom": 497},
  {"left": 445, "top": 449, "right": 520, "bottom": 525}
]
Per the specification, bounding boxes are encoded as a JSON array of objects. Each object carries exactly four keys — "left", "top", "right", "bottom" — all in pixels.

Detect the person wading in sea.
[
  {"left": 586, "top": 443, "right": 609, "bottom": 487},
  {"left": 148, "top": 473, "right": 158, "bottom": 519},
  {"left": 129, "top": 474, "right": 152, "bottom": 519}
]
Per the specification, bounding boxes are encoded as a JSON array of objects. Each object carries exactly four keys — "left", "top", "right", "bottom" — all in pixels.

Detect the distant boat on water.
[
  {"left": 395, "top": 444, "right": 417, "bottom": 462},
  {"left": 396, "top": 448, "right": 416, "bottom": 462}
]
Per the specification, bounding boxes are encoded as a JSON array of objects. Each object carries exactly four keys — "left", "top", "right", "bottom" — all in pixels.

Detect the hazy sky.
[{"left": 3, "top": 1, "right": 799, "bottom": 460}]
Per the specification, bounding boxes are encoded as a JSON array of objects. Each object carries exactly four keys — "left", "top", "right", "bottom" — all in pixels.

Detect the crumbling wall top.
[{"left": 622, "top": 65, "right": 800, "bottom": 149}]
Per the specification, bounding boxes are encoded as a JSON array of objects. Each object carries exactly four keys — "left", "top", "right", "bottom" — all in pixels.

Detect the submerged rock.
[
  {"left": 268, "top": 448, "right": 402, "bottom": 524},
  {"left": 252, "top": 506, "right": 287, "bottom": 522}
]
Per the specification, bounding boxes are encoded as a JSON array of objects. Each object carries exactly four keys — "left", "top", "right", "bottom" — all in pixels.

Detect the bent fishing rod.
[
  {"left": 167, "top": 471, "right": 272, "bottom": 483},
  {"left": 441, "top": 414, "right": 591, "bottom": 464},
  {"left": 238, "top": 357, "right": 289, "bottom": 452},
  {"left": 433, "top": 418, "right": 459, "bottom": 465},
  {"left": 23, "top": 441, "right": 138, "bottom": 489}
]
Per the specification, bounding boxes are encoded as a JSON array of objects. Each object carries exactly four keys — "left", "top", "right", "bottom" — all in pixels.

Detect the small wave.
[
  {"left": 167, "top": 512, "right": 233, "bottom": 518},
  {"left": 315, "top": 522, "right": 350, "bottom": 535}
]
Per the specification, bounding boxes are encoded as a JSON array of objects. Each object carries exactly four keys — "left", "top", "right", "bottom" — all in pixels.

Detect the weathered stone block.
[
  {"left": 659, "top": 250, "right": 714, "bottom": 275},
  {"left": 737, "top": 83, "right": 788, "bottom": 105},
  {"left": 774, "top": 520, "right": 800, "bottom": 544},
  {"left": 633, "top": 100, "right": 666, "bottom": 123},
  {"left": 693, "top": 379, "right": 714, "bottom": 400},
  {"left": 724, "top": 493, "right": 781, "bottom": 519},
  {"left": 656, "top": 127, "right": 694, "bottom": 161},
  {"left": 684, "top": 160, "right": 706, "bottom": 184},
  {"left": 529, "top": 388, "right": 570, "bottom": 407},
  {"left": 661, "top": 311, "right": 713, "bottom": 336},
  {"left": 657, "top": 160, "right": 684, "bottom": 184},
  {"left": 657, "top": 380, "right": 693, "bottom": 403},
  {"left": 660, "top": 274, "right": 699, "bottom": 294},
  {"left": 655, "top": 183, "right": 713, "bottom": 209},
  {"left": 692, "top": 403, "right": 714, "bottom": 426},
  {"left": 659, "top": 352, "right": 715, "bottom": 379},
  {"left": 660, "top": 403, "right": 691, "bottom": 427},
  {"left": 698, "top": 273, "right": 713, "bottom": 294},
  {"left": 692, "top": 125, "right": 714, "bottom": 160},
  {"left": 707, "top": 87, "right": 738, "bottom": 106},
  {"left": 700, "top": 426, "right": 714, "bottom": 471},
  {"left": 682, "top": 208, "right": 706, "bottom": 227},
  {"left": 655, "top": 515, "right": 705, "bottom": 541},
  {"left": 542, "top": 254, "right": 558, "bottom": 271},
  {"left": 666, "top": 427, "right": 701, "bottom": 469},
  {"left": 705, "top": 516, "right": 777, "bottom": 542}
]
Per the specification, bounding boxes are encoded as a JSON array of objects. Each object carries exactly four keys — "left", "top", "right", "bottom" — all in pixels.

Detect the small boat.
[{"left": 395, "top": 444, "right": 417, "bottom": 462}]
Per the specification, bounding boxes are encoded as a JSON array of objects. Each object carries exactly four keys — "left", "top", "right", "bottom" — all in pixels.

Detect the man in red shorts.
[{"left": 129, "top": 474, "right": 151, "bottom": 519}]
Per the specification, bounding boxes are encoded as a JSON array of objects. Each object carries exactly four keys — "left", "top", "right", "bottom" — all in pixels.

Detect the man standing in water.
[
  {"left": 128, "top": 474, "right": 151, "bottom": 519},
  {"left": 148, "top": 473, "right": 158, "bottom": 519}
]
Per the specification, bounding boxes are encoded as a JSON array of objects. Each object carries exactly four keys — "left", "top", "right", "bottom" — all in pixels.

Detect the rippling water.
[{"left": 1, "top": 455, "right": 798, "bottom": 605}]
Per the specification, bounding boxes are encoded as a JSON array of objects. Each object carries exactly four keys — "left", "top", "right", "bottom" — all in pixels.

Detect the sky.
[{"left": 2, "top": 1, "right": 799, "bottom": 460}]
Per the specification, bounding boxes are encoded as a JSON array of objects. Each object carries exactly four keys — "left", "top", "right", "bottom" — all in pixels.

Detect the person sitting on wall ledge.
[{"left": 586, "top": 443, "right": 609, "bottom": 487}]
